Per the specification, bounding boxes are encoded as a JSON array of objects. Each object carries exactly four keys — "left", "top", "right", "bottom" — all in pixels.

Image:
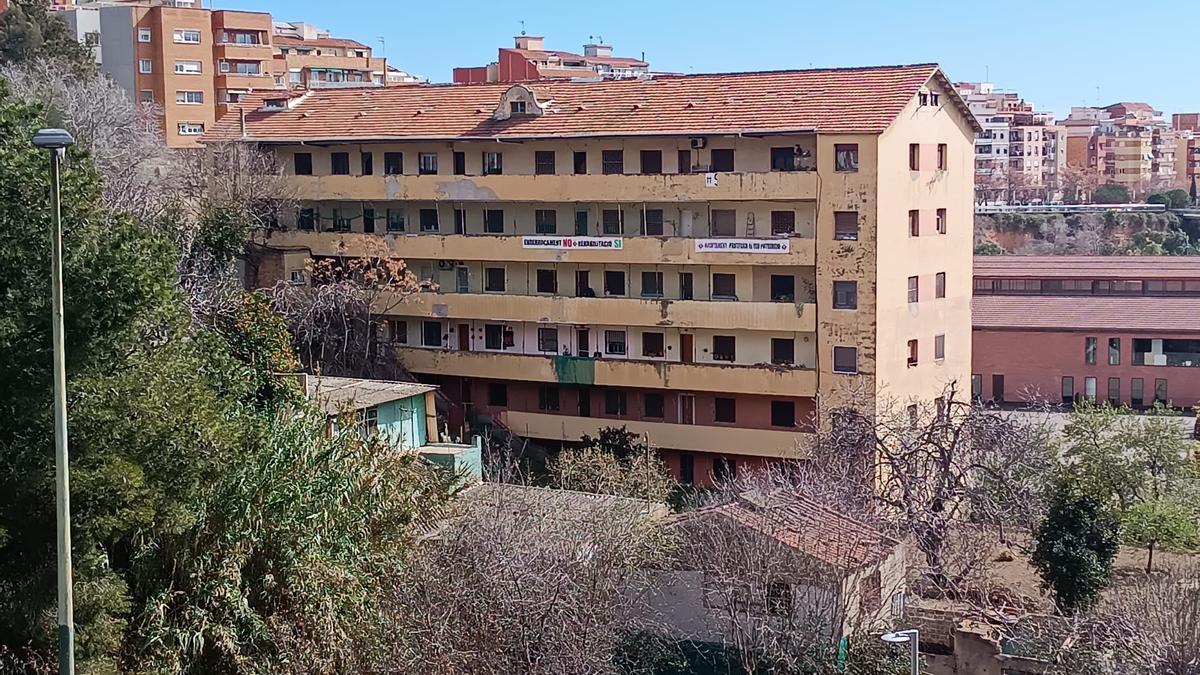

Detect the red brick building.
[
  {"left": 972, "top": 256, "right": 1200, "bottom": 409},
  {"left": 453, "top": 34, "right": 648, "bottom": 84}
]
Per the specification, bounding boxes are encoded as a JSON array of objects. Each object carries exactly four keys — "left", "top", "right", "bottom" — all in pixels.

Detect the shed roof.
[
  {"left": 307, "top": 376, "right": 435, "bottom": 414},
  {"left": 974, "top": 255, "right": 1200, "bottom": 280},
  {"left": 972, "top": 295, "right": 1200, "bottom": 333}
]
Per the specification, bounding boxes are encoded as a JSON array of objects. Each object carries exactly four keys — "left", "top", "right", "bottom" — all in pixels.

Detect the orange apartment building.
[
  {"left": 1172, "top": 113, "right": 1200, "bottom": 192},
  {"left": 1063, "top": 102, "right": 1177, "bottom": 196},
  {"left": 453, "top": 34, "right": 649, "bottom": 84},
  {"left": 205, "top": 64, "right": 978, "bottom": 484},
  {"left": 270, "top": 21, "right": 392, "bottom": 90}
]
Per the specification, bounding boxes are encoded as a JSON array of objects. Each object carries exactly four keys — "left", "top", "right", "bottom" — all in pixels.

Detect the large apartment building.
[
  {"left": 453, "top": 34, "right": 649, "bottom": 84},
  {"left": 1172, "top": 113, "right": 1200, "bottom": 191},
  {"left": 1063, "top": 103, "right": 1178, "bottom": 195},
  {"left": 973, "top": 256, "right": 1200, "bottom": 409},
  {"left": 955, "top": 82, "right": 1066, "bottom": 203},
  {"left": 207, "top": 64, "right": 978, "bottom": 483}
]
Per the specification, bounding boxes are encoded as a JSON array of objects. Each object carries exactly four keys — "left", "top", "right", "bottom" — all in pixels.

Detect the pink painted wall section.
[
  {"left": 973, "top": 329, "right": 1200, "bottom": 408},
  {"left": 497, "top": 49, "right": 540, "bottom": 82},
  {"left": 452, "top": 66, "right": 489, "bottom": 84}
]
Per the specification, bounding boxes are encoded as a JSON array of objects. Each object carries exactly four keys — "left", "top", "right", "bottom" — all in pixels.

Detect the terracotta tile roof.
[
  {"left": 973, "top": 295, "right": 1200, "bottom": 333},
  {"left": 275, "top": 34, "right": 369, "bottom": 50},
  {"left": 675, "top": 491, "right": 898, "bottom": 570},
  {"left": 204, "top": 63, "right": 972, "bottom": 143},
  {"left": 974, "top": 255, "right": 1200, "bottom": 280}
]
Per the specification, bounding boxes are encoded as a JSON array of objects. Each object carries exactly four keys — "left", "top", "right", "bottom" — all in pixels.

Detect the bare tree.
[
  {"left": 382, "top": 482, "right": 671, "bottom": 675},
  {"left": 269, "top": 244, "right": 418, "bottom": 377},
  {"left": 1094, "top": 562, "right": 1200, "bottom": 674}
]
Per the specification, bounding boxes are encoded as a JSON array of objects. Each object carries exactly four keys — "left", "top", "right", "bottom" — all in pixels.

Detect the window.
[
  {"left": 297, "top": 208, "right": 315, "bottom": 230},
  {"left": 833, "top": 281, "right": 857, "bottom": 309},
  {"left": 907, "top": 276, "right": 919, "bottom": 303},
  {"left": 362, "top": 208, "right": 375, "bottom": 233},
  {"left": 484, "top": 324, "right": 511, "bottom": 350},
  {"left": 537, "top": 327, "right": 558, "bottom": 352},
  {"left": 677, "top": 149, "right": 692, "bottom": 174},
  {"left": 972, "top": 374, "right": 983, "bottom": 400},
  {"left": 679, "top": 454, "right": 695, "bottom": 484},
  {"left": 138, "top": 59, "right": 153, "bottom": 73},
  {"left": 290, "top": 270, "right": 305, "bottom": 285},
  {"left": 1085, "top": 376, "right": 1098, "bottom": 403},
  {"left": 573, "top": 151, "right": 587, "bottom": 174},
  {"left": 602, "top": 149, "right": 624, "bottom": 174},
  {"left": 908, "top": 210, "right": 920, "bottom": 237},
  {"left": 936, "top": 208, "right": 947, "bottom": 234},
  {"left": 175, "top": 90, "right": 203, "bottom": 105},
  {"left": 453, "top": 151, "right": 466, "bottom": 175},
  {"left": 421, "top": 321, "right": 442, "bottom": 347},
  {"left": 770, "top": 210, "right": 795, "bottom": 235},
  {"left": 640, "top": 150, "right": 662, "bottom": 174},
  {"left": 711, "top": 210, "right": 736, "bottom": 237},
  {"left": 833, "top": 346, "right": 857, "bottom": 374},
  {"left": 419, "top": 208, "right": 439, "bottom": 232},
  {"left": 835, "top": 144, "right": 859, "bottom": 172},
  {"left": 484, "top": 267, "right": 505, "bottom": 292},
  {"left": 605, "top": 390, "right": 628, "bottom": 416},
  {"left": 535, "top": 150, "right": 556, "bottom": 175},
  {"left": 1061, "top": 376, "right": 1075, "bottom": 404},
  {"left": 361, "top": 152, "right": 373, "bottom": 176},
  {"left": 535, "top": 209, "right": 557, "bottom": 234},
  {"left": 173, "top": 29, "right": 202, "bottom": 44},
  {"left": 771, "top": 401, "right": 795, "bottom": 427},
  {"left": 488, "top": 382, "right": 508, "bottom": 407},
  {"left": 604, "top": 270, "right": 626, "bottom": 296},
  {"left": 713, "top": 457, "right": 736, "bottom": 482},
  {"left": 538, "top": 386, "right": 560, "bottom": 411},
  {"left": 641, "top": 271, "right": 664, "bottom": 298},
  {"left": 386, "top": 208, "right": 404, "bottom": 232},
  {"left": 909, "top": 143, "right": 920, "bottom": 171},
  {"left": 482, "top": 151, "right": 502, "bottom": 175},
  {"left": 139, "top": 90, "right": 154, "bottom": 104},
  {"left": 331, "top": 208, "right": 350, "bottom": 232},
  {"left": 935, "top": 272, "right": 946, "bottom": 299},
  {"left": 174, "top": 60, "right": 202, "bottom": 74},
  {"left": 177, "top": 122, "right": 204, "bottom": 136},
  {"left": 1108, "top": 377, "right": 1121, "bottom": 405},
  {"left": 710, "top": 148, "right": 735, "bottom": 172},
  {"left": 384, "top": 152, "right": 403, "bottom": 175},
  {"left": 138, "top": 27, "right": 151, "bottom": 42},
  {"left": 641, "top": 331, "right": 666, "bottom": 358},
  {"left": 330, "top": 152, "right": 350, "bottom": 175},
  {"left": 712, "top": 274, "right": 737, "bottom": 300},
  {"left": 1108, "top": 338, "right": 1121, "bottom": 365},
  {"left": 293, "top": 153, "right": 313, "bottom": 175},
  {"left": 715, "top": 397, "right": 736, "bottom": 423},
  {"left": 679, "top": 272, "right": 694, "bottom": 300},
  {"left": 640, "top": 209, "right": 664, "bottom": 236},
  {"left": 937, "top": 143, "right": 948, "bottom": 171},
  {"left": 509, "top": 100, "right": 526, "bottom": 114},
  {"left": 1131, "top": 378, "right": 1144, "bottom": 406},
  {"left": 770, "top": 146, "right": 796, "bottom": 171},
  {"left": 386, "top": 319, "right": 406, "bottom": 344},
  {"left": 834, "top": 211, "right": 859, "bottom": 240},
  {"left": 536, "top": 269, "right": 557, "bottom": 294},
  {"left": 934, "top": 334, "right": 945, "bottom": 361},
  {"left": 484, "top": 209, "right": 504, "bottom": 234},
  {"left": 770, "top": 274, "right": 794, "bottom": 302},
  {"left": 602, "top": 209, "right": 623, "bottom": 235},
  {"left": 1085, "top": 337, "right": 1097, "bottom": 365},
  {"left": 605, "top": 330, "right": 626, "bottom": 355},
  {"left": 712, "top": 335, "right": 736, "bottom": 362},
  {"left": 1155, "top": 378, "right": 1168, "bottom": 404},
  {"left": 418, "top": 152, "right": 438, "bottom": 175},
  {"left": 907, "top": 339, "right": 919, "bottom": 367},
  {"left": 930, "top": 92, "right": 940, "bottom": 106},
  {"left": 771, "top": 338, "right": 794, "bottom": 365},
  {"left": 644, "top": 392, "right": 664, "bottom": 419}
]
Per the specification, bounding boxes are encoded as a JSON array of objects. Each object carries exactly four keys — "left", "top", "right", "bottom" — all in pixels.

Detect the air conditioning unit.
[
  {"left": 437, "top": 260, "right": 453, "bottom": 270},
  {"left": 690, "top": 137, "right": 706, "bottom": 149}
]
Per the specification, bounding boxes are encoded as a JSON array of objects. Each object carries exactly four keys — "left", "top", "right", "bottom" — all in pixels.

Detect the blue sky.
[{"left": 218, "top": 0, "right": 1198, "bottom": 118}]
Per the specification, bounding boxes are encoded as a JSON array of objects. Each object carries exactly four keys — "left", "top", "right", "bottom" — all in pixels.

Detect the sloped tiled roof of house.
[
  {"left": 203, "top": 63, "right": 975, "bottom": 143},
  {"left": 674, "top": 491, "right": 899, "bottom": 571},
  {"left": 275, "top": 35, "right": 369, "bottom": 50},
  {"left": 974, "top": 255, "right": 1200, "bottom": 279},
  {"left": 973, "top": 295, "right": 1200, "bottom": 333}
]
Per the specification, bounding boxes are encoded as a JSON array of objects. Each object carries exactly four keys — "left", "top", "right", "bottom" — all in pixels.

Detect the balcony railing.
[{"left": 307, "top": 79, "right": 384, "bottom": 89}]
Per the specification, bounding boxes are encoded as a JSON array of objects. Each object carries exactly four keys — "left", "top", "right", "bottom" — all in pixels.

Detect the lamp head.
[
  {"left": 881, "top": 630, "right": 917, "bottom": 644},
  {"left": 32, "top": 128, "right": 75, "bottom": 151}
]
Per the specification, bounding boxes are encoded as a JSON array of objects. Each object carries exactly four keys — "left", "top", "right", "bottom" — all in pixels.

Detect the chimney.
[{"left": 514, "top": 34, "right": 544, "bottom": 51}]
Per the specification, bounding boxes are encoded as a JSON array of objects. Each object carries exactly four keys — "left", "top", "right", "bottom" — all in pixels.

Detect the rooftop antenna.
[
  {"left": 377, "top": 36, "right": 385, "bottom": 58},
  {"left": 519, "top": 20, "right": 526, "bottom": 36}
]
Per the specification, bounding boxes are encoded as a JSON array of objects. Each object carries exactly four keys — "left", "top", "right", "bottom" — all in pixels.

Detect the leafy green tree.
[
  {"left": 1031, "top": 479, "right": 1120, "bottom": 613},
  {"left": 0, "top": 0, "right": 95, "bottom": 76},
  {"left": 1061, "top": 403, "right": 1145, "bottom": 509},
  {"left": 1093, "top": 183, "right": 1131, "bottom": 204},
  {"left": 581, "top": 425, "right": 651, "bottom": 462},
  {"left": 1125, "top": 227, "right": 1195, "bottom": 256},
  {"left": 1121, "top": 498, "right": 1199, "bottom": 572},
  {"left": 1146, "top": 189, "right": 1191, "bottom": 210},
  {"left": 974, "top": 239, "right": 1007, "bottom": 255}
]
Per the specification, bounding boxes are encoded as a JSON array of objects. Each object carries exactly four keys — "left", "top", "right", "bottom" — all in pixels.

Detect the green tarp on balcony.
[{"left": 553, "top": 355, "right": 595, "bottom": 385}]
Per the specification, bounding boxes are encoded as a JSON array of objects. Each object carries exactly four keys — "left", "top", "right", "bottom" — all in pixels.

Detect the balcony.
[
  {"left": 286, "top": 171, "right": 819, "bottom": 204},
  {"left": 307, "top": 79, "right": 383, "bottom": 89},
  {"left": 396, "top": 292, "right": 816, "bottom": 332},
  {"left": 215, "top": 72, "right": 274, "bottom": 90},
  {"left": 395, "top": 347, "right": 817, "bottom": 397},
  {"left": 214, "top": 43, "right": 271, "bottom": 61},
  {"left": 283, "top": 53, "right": 378, "bottom": 71},
  {"left": 498, "top": 410, "right": 810, "bottom": 458},
  {"left": 263, "top": 230, "right": 816, "bottom": 266}
]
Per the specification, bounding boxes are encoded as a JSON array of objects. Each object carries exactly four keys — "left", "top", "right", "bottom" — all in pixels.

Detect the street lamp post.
[
  {"left": 33, "top": 127, "right": 76, "bottom": 675},
  {"left": 881, "top": 629, "right": 920, "bottom": 675}
]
